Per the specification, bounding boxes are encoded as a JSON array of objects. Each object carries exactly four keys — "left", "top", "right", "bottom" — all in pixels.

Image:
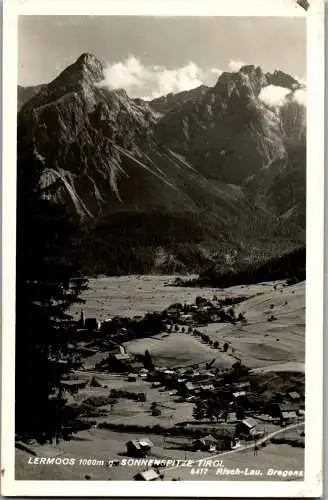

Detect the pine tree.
[
  {"left": 192, "top": 400, "right": 205, "bottom": 422},
  {"left": 205, "top": 403, "right": 214, "bottom": 423},
  {"left": 236, "top": 406, "right": 245, "bottom": 421},
  {"left": 223, "top": 342, "right": 229, "bottom": 352},
  {"left": 144, "top": 350, "right": 154, "bottom": 370},
  {"left": 15, "top": 145, "right": 88, "bottom": 441}
]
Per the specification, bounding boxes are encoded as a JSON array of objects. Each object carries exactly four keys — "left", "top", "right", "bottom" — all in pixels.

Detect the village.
[{"left": 27, "top": 281, "right": 305, "bottom": 481}]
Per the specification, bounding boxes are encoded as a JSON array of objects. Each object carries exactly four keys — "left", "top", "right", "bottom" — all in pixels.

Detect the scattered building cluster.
[
  {"left": 75, "top": 293, "right": 248, "bottom": 343},
  {"left": 57, "top": 289, "right": 305, "bottom": 482}
]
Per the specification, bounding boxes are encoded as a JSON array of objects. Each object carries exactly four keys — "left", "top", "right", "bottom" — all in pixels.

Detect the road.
[{"left": 162, "top": 421, "right": 304, "bottom": 474}]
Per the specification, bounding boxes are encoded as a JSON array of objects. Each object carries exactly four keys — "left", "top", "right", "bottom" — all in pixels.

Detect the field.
[
  {"left": 62, "top": 370, "right": 194, "bottom": 427},
  {"left": 69, "top": 275, "right": 273, "bottom": 319},
  {"left": 71, "top": 276, "right": 305, "bottom": 371},
  {"left": 124, "top": 331, "right": 232, "bottom": 368},
  {"left": 198, "top": 280, "right": 305, "bottom": 370},
  {"left": 164, "top": 443, "right": 304, "bottom": 481}
]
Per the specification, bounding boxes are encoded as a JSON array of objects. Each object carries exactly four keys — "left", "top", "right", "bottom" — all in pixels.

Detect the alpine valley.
[{"left": 17, "top": 53, "right": 306, "bottom": 276}]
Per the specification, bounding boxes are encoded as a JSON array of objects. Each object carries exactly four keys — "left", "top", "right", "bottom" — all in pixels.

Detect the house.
[
  {"left": 180, "top": 314, "right": 194, "bottom": 324},
  {"left": 130, "top": 361, "right": 145, "bottom": 371},
  {"left": 55, "top": 359, "right": 69, "bottom": 366},
  {"left": 117, "top": 327, "right": 128, "bottom": 337},
  {"left": 233, "top": 381, "right": 250, "bottom": 391},
  {"left": 288, "top": 391, "right": 301, "bottom": 401},
  {"left": 232, "top": 391, "right": 246, "bottom": 399},
  {"left": 100, "top": 319, "right": 113, "bottom": 334},
  {"left": 107, "top": 340, "right": 126, "bottom": 355},
  {"left": 195, "top": 296, "right": 209, "bottom": 306},
  {"left": 126, "top": 439, "right": 153, "bottom": 457},
  {"left": 281, "top": 411, "right": 298, "bottom": 423},
  {"left": 132, "top": 315, "right": 144, "bottom": 323},
  {"left": 192, "top": 374, "right": 209, "bottom": 383},
  {"left": 90, "top": 376, "right": 102, "bottom": 388},
  {"left": 113, "top": 353, "right": 130, "bottom": 362},
  {"left": 60, "top": 380, "right": 87, "bottom": 395},
  {"left": 226, "top": 412, "right": 237, "bottom": 423},
  {"left": 236, "top": 417, "right": 258, "bottom": 437},
  {"left": 134, "top": 469, "right": 161, "bottom": 481},
  {"left": 200, "top": 384, "right": 215, "bottom": 392},
  {"left": 193, "top": 434, "right": 217, "bottom": 452},
  {"left": 165, "top": 303, "right": 183, "bottom": 320},
  {"left": 85, "top": 318, "right": 100, "bottom": 331},
  {"left": 271, "top": 403, "right": 301, "bottom": 419},
  {"left": 183, "top": 381, "right": 196, "bottom": 393},
  {"left": 166, "top": 303, "right": 183, "bottom": 313},
  {"left": 185, "top": 396, "right": 195, "bottom": 402}
]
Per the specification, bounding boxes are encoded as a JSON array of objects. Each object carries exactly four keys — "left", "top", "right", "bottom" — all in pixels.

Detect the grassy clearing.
[
  {"left": 69, "top": 275, "right": 263, "bottom": 320},
  {"left": 124, "top": 331, "right": 231, "bottom": 368},
  {"left": 197, "top": 281, "right": 305, "bottom": 369}
]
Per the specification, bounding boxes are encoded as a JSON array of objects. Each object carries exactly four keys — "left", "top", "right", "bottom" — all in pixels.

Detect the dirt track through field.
[{"left": 162, "top": 421, "right": 304, "bottom": 474}]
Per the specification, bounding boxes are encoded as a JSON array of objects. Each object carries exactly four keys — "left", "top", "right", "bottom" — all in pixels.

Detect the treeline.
[
  {"left": 191, "top": 247, "right": 305, "bottom": 288},
  {"left": 98, "top": 421, "right": 234, "bottom": 440},
  {"left": 66, "top": 210, "right": 304, "bottom": 277},
  {"left": 68, "top": 211, "right": 213, "bottom": 275}
]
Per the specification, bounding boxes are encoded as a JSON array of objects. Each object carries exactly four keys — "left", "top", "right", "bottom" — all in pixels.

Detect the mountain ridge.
[{"left": 17, "top": 53, "right": 306, "bottom": 275}]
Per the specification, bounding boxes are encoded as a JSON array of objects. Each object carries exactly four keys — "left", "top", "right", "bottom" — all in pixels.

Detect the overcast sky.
[{"left": 18, "top": 16, "right": 306, "bottom": 99}]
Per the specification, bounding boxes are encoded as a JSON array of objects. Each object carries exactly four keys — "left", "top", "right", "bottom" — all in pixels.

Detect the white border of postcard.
[{"left": 1, "top": 0, "right": 324, "bottom": 496}]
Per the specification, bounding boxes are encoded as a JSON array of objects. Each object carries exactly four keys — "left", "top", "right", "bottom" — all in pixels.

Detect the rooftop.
[
  {"left": 281, "top": 411, "right": 298, "bottom": 419},
  {"left": 201, "top": 384, "right": 215, "bottom": 391},
  {"left": 241, "top": 417, "right": 258, "bottom": 428},
  {"left": 134, "top": 469, "right": 160, "bottom": 481},
  {"left": 288, "top": 391, "right": 301, "bottom": 399},
  {"left": 232, "top": 391, "right": 246, "bottom": 398}
]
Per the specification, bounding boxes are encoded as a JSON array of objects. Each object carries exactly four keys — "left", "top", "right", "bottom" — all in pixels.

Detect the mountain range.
[{"left": 17, "top": 53, "right": 306, "bottom": 275}]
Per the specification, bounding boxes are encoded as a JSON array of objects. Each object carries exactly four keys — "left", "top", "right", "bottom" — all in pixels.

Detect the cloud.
[
  {"left": 259, "top": 85, "right": 290, "bottom": 107},
  {"left": 228, "top": 59, "right": 246, "bottom": 72},
  {"left": 293, "top": 88, "right": 306, "bottom": 105},
  {"left": 259, "top": 84, "right": 307, "bottom": 108},
  {"left": 98, "top": 55, "right": 221, "bottom": 99},
  {"left": 97, "top": 55, "right": 306, "bottom": 106}
]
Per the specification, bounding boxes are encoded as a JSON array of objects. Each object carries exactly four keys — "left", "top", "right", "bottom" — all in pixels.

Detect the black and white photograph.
[{"left": 1, "top": 0, "right": 324, "bottom": 497}]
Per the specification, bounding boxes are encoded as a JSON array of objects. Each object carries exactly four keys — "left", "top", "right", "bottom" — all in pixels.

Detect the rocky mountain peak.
[
  {"left": 265, "top": 70, "right": 301, "bottom": 90},
  {"left": 214, "top": 68, "right": 263, "bottom": 99},
  {"left": 213, "top": 65, "right": 302, "bottom": 99},
  {"left": 18, "top": 53, "right": 105, "bottom": 114},
  {"left": 50, "top": 52, "right": 105, "bottom": 89},
  {"left": 74, "top": 53, "right": 105, "bottom": 81}
]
